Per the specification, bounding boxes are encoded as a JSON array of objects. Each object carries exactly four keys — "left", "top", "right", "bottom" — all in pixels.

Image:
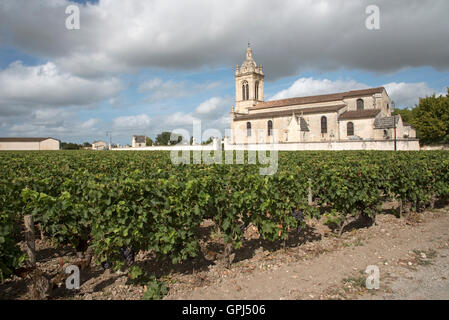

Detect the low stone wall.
[
  {"left": 421, "top": 144, "right": 449, "bottom": 151},
  {"left": 224, "top": 139, "right": 421, "bottom": 151},
  {"left": 111, "top": 139, "right": 421, "bottom": 152},
  {"left": 111, "top": 145, "right": 217, "bottom": 151}
]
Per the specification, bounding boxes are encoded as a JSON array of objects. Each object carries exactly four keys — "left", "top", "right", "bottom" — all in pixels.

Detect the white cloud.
[
  {"left": 112, "top": 113, "right": 151, "bottom": 129},
  {"left": 270, "top": 78, "right": 369, "bottom": 100},
  {"left": 270, "top": 77, "right": 442, "bottom": 108},
  {"left": 194, "top": 97, "right": 227, "bottom": 114},
  {"left": 0, "top": 61, "right": 123, "bottom": 115},
  {"left": 383, "top": 82, "right": 443, "bottom": 108}
]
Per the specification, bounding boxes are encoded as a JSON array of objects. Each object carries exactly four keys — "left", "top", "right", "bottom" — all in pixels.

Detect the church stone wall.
[{"left": 338, "top": 118, "right": 376, "bottom": 140}]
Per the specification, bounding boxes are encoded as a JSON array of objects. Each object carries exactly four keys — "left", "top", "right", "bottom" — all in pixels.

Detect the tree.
[
  {"left": 146, "top": 137, "right": 154, "bottom": 146},
  {"left": 82, "top": 142, "right": 92, "bottom": 148},
  {"left": 393, "top": 108, "right": 414, "bottom": 124},
  {"left": 61, "top": 142, "right": 82, "bottom": 150},
  {"left": 155, "top": 132, "right": 183, "bottom": 146},
  {"left": 410, "top": 89, "right": 449, "bottom": 144},
  {"left": 393, "top": 89, "right": 449, "bottom": 145}
]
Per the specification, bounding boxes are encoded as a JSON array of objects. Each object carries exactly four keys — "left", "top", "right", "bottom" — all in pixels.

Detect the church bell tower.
[{"left": 234, "top": 44, "right": 264, "bottom": 114}]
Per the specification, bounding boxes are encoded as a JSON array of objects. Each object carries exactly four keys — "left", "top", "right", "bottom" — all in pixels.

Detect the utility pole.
[
  {"left": 392, "top": 101, "right": 397, "bottom": 151},
  {"left": 106, "top": 131, "right": 112, "bottom": 150}
]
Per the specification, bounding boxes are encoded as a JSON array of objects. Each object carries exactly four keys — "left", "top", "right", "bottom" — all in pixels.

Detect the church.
[{"left": 228, "top": 46, "right": 418, "bottom": 150}]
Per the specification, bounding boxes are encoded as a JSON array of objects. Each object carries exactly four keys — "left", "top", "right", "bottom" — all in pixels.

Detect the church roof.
[
  {"left": 0, "top": 137, "right": 58, "bottom": 142},
  {"left": 339, "top": 109, "right": 381, "bottom": 120},
  {"left": 374, "top": 115, "right": 400, "bottom": 129},
  {"left": 250, "top": 87, "right": 385, "bottom": 110},
  {"left": 234, "top": 104, "right": 345, "bottom": 121},
  {"left": 133, "top": 135, "right": 146, "bottom": 143}
]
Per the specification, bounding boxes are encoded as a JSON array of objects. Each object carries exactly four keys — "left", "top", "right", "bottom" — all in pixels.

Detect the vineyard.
[{"left": 1, "top": 150, "right": 449, "bottom": 298}]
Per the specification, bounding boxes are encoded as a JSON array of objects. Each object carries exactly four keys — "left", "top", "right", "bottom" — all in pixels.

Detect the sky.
[{"left": 0, "top": 0, "right": 448, "bottom": 145}]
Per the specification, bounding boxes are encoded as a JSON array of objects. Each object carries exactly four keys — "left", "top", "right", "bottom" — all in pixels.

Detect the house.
[
  {"left": 0, "top": 137, "right": 60, "bottom": 150},
  {"left": 132, "top": 135, "right": 146, "bottom": 148},
  {"left": 229, "top": 46, "right": 417, "bottom": 148},
  {"left": 92, "top": 140, "right": 107, "bottom": 150}
]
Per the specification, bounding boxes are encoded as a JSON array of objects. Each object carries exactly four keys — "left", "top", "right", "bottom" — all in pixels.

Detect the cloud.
[
  {"left": 112, "top": 113, "right": 151, "bottom": 129},
  {"left": 0, "top": 61, "right": 123, "bottom": 115},
  {"left": 80, "top": 118, "right": 101, "bottom": 129},
  {"left": 270, "top": 77, "right": 442, "bottom": 108},
  {"left": 138, "top": 78, "right": 224, "bottom": 103},
  {"left": 383, "top": 82, "right": 443, "bottom": 108},
  {"left": 270, "top": 78, "right": 369, "bottom": 100},
  {"left": 0, "top": 106, "right": 104, "bottom": 141},
  {"left": 138, "top": 78, "right": 189, "bottom": 102},
  {"left": 2, "top": 0, "right": 449, "bottom": 79},
  {"left": 194, "top": 96, "right": 228, "bottom": 115}
]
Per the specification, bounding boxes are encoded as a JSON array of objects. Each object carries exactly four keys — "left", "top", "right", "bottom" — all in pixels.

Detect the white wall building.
[
  {"left": 0, "top": 137, "right": 60, "bottom": 150},
  {"left": 92, "top": 140, "right": 107, "bottom": 150}
]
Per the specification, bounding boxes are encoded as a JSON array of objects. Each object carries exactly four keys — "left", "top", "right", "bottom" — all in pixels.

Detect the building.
[
  {"left": 229, "top": 46, "right": 417, "bottom": 148},
  {"left": 92, "top": 140, "right": 107, "bottom": 150},
  {"left": 0, "top": 137, "right": 60, "bottom": 150},
  {"left": 132, "top": 135, "right": 146, "bottom": 148}
]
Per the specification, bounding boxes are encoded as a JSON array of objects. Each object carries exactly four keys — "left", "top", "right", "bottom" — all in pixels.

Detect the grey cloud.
[{"left": 1, "top": 0, "right": 448, "bottom": 80}]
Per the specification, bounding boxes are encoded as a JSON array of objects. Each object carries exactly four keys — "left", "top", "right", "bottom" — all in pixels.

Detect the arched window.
[
  {"left": 245, "top": 83, "right": 249, "bottom": 101},
  {"left": 242, "top": 81, "right": 248, "bottom": 100},
  {"left": 347, "top": 122, "right": 354, "bottom": 136},
  {"left": 357, "top": 99, "right": 364, "bottom": 110},
  {"left": 246, "top": 122, "right": 252, "bottom": 137},
  {"left": 267, "top": 120, "right": 273, "bottom": 136},
  {"left": 321, "top": 116, "right": 327, "bottom": 134},
  {"left": 255, "top": 81, "right": 259, "bottom": 100}
]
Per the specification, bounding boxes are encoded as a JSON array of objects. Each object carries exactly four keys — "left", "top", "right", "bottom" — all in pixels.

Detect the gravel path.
[
  {"left": 360, "top": 248, "right": 449, "bottom": 300},
  {"left": 167, "top": 208, "right": 449, "bottom": 300}
]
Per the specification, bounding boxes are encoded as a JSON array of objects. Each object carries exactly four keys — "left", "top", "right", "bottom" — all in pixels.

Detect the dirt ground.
[{"left": 1, "top": 203, "right": 448, "bottom": 300}]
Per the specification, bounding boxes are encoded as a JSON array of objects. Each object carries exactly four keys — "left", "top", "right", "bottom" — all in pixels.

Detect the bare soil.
[{"left": 1, "top": 203, "right": 448, "bottom": 300}]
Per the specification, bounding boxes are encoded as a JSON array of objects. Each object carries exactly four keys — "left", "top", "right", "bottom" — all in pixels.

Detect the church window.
[
  {"left": 247, "top": 122, "right": 252, "bottom": 136},
  {"left": 347, "top": 122, "right": 354, "bottom": 136},
  {"left": 255, "top": 81, "right": 259, "bottom": 100},
  {"left": 245, "top": 83, "right": 249, "bottom": 100},
  {"left": 357, "top": 99, "right": 364, "bottom": 110},
  {"left": 267, "top": 120, "right": 273, "bottom": 136},
  {"left": 321, "top": 116, "right": 327, "bottom": 134},
  {"left": 242, "top": 81, "right": 248, "bottom": 100}
]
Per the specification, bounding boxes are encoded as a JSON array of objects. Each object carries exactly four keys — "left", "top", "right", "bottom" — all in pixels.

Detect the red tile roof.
[
  {"left": 234, "top": 104, "right": 346, "bottom": 121},
  {"left": 250, "top": 87, "right": 385, "bottom": 110},
  {"left": 339, "top": 109, "right": 381, "bottom": 120}
]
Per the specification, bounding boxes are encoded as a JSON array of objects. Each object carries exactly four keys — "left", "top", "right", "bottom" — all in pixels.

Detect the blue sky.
[{"left": 0, "top": 0, "right": 448, "bottom": 145}]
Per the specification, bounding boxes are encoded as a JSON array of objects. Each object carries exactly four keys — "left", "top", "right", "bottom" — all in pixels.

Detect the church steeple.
[{"left": 234, "top": 45, "right": 264, "bottom": 114}]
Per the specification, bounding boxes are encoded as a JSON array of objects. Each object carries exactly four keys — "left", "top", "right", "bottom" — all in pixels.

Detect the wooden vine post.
[
  {"left": 24, "top": 214, "right": 36, "bottom": 267},
  {"left": 308, "top": 178, "right": 313, "bottom": 206}
]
